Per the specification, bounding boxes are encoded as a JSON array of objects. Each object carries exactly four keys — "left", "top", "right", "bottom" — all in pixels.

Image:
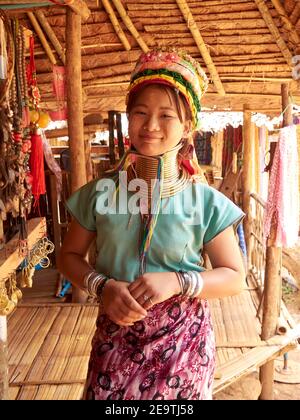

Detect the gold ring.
[{"left": 149, "top": 297, "right": 154, "bottom": 305}]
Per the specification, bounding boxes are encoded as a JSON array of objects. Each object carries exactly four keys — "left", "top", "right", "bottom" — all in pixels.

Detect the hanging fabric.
[
  {"left": 29, "top": 129, "right": 46, "bottom": 207},
  {"left": 50, "top": 65, "right": 67, "bottom": 121},
  {"left": 264, "top": 125, "right": 299, "bottom": 248}
]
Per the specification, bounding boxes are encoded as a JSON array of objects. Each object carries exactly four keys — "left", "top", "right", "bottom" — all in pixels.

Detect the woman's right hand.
[{"left": 102, "top": 279, "right": 148, "bottom": 327}]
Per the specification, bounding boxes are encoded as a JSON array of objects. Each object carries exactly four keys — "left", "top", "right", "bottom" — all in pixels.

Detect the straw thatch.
[{"left": 4, "top": 0, "right": 300, "bottom": 116}]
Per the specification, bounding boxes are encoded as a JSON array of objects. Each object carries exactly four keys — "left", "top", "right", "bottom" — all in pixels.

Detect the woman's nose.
[{"left": 143, "top": 115, "right": 160, "bottom": 131}]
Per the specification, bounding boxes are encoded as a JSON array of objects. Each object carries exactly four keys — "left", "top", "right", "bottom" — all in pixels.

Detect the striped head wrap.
[{"left": 127, "top": 48, "right": 208, "bottom": 129}]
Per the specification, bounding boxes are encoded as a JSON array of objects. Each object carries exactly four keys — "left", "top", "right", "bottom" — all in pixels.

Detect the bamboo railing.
[{"left": 248, "top": 192, "right": 266, "bottom": 289}]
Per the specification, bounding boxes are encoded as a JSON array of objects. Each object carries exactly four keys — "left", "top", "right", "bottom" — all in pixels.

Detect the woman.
[{"left": 58, "top": 49, "right": 245, "bottom": 400}]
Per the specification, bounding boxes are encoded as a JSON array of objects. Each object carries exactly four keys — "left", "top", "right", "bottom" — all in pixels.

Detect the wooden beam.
[
  {"left": 175, "top": 0, "right": 225, "bottom": 96},
  {"left": 27, "top": 12, "right": 57, "bottom": 65},
  {"left": 259, "top": 83, "right": 292, "bottom": 400},
  {"left": 270, "top": 0, "right": 300, "bottom": 47},
  {"left": 66, "top": 9, "right": 87, "bottom": 193},
  {"left": 242, "top": 107, "right": 254, "bottom": 268},
  {"left": 67, "top": 0, "right": 91, "bottom": 22},
  {"left": 111, "top": 0, "right": 149, "bottom": 53},
  {"left": 289, "top": 2, "right": 300, "bottom": 25},
  {"left": 254, "top": 0, "right": 293, "bottom": 67},
  {"left": 0, "top": 316, "right": 8, "bottom": 400},
  {"left": 101, "top": 0, "right": 131, "bottom": 51},
  {"left": 35, "top": 10, "right": 66, "bottom": 65},
  {"left": 66, "top": 8, "right": 88, "bottom": 304}
]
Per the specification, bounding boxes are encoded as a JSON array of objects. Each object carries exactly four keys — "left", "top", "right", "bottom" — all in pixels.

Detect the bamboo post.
[
  {"left": 0, "top": 316, "right": 8, "bottom": 400},
  {"left": 116, "top": 112, "right": 125, "bottom": 159},
  {"left": 35, "top": 10, "right": 66, "bottom": 65},
  {"left": 66, "top": 8, "right": 88, "bottom": 303},
  {"left": 175, "top": 0, "right": 225, "bottom": 96},
  {"left": 108, "top": 111, "right": 116, "bottom": 165},
  {"left": 101, "top": 0, "right": 131, "bottom": 51},
  {"left": 67, "top": 0, "right": 91, "bottom": 22},
  {"left": 111, "top": 0, "right": 149, "bottom": 53},
  {"left": 27, "top": 12, "right": 57, "bottom": 65},
  {"left": 259, "top": 83, "right": 292, "bottom": 400},
  {"left": 242, "top": 107, "right": 254, "bottom": 267}
]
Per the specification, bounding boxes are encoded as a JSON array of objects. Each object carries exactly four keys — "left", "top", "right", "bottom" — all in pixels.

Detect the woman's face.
[{"left": 128, "top": 85, "right": 191, "bottom": 156}]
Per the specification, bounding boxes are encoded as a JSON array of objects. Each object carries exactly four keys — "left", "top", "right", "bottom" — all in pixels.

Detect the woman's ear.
[{"left": 183, "top": 120, "right": 192, "bottom": 137}]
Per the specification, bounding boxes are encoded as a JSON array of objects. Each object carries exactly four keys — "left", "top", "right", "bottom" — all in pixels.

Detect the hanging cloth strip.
[{"left": 264, "top": 125, "right": 299, "bottom": 248}]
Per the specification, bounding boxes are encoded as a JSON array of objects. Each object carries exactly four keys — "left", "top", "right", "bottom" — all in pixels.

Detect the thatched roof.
[{"left": 5, "top": 0, "right": 300, "bottom": 117}]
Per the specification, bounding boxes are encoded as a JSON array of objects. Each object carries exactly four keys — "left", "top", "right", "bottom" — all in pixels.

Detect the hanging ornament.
[
  {"left": 29, "top": 128, "right": 46, "bottom": 207},
  {"left": 37, "top": 110, "right": 51, "bottom": 129}
]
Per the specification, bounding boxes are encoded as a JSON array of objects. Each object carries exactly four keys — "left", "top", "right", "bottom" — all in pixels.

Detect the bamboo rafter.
[
  {"left": 289, "top": 2, "right": 300, "bottom": 25},
  {"left": 101, "top": 0, "right": 131, "bottom": 51},
  {"left": 111, "top": 0, "right": 149, "bottom": 53},
  {"left": 254, "top": 0, "right": 293, "bottom": 67},
  {"left": 27, "top": 12, "right": 57, "bottom": 65},
  {"left": 175, "top": 0, "right": 225, "bottom": 96},
  {"left": 270, "top": 0, "right": 300, "bottom": 48},
  {"left": 35, "top": 10, "right": 66, "bottom": 65}
]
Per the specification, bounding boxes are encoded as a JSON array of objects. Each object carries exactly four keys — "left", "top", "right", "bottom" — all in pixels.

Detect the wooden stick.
[
  {"left": 175, "top": 0, "right": 225, "bottom": 96},
  {"left": 254, "top": 0, "right": 293, "bottom": 67},
  {"left": 111, "top": 0, "right": 149, "bottom": 53},
  {"left": 101, "top": 0, "right": 131, "bottom": 51},
  {"left": 35, "top": 10, "right": 66, "bottom": 65},
  {"left": 27, "top": 12, "right": 57, "bottom": 65}
]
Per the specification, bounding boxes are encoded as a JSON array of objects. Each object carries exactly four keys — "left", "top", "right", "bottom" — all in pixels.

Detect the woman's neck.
[{"left": 127, "top": 143, "right": 190, "bottom": 199}]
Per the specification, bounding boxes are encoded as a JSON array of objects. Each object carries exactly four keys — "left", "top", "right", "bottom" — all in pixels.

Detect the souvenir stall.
[{"left": 0, "top": 11, "right": 54, "bottom": 399}]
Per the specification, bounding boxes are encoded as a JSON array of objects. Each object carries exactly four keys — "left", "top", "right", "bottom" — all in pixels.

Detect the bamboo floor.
[{"left": 7, "top": 268, "right": 300, "bottom": 400}]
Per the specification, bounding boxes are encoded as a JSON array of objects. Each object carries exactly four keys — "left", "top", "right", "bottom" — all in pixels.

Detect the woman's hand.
[
  {"left": 102, "top": 279, "right": 148, "bottom": 327},
  {"left": 128, "top": 272, "right": 181, "bottom": 310}
]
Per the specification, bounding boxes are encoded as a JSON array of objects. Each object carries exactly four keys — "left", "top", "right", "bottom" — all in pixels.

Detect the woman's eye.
[{"left": 162, "top": 114, "right": 174, "bottom": 118}]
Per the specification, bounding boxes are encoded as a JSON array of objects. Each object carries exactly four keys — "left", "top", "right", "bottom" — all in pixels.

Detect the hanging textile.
[
  {"left": 29, "top": 130, "right": 46, "bottom": 206},
  {"left": 50, "top": 65, "right": 67, "bottom": 121},
  {"left": 222, "top": 125, "right": 242, "bottom": 177},
  {"left": 41, "top": 130, "right": 62, "bottom": 201},
  {"left": 264, "top": 125, "right": 299, "bottom": 248}
]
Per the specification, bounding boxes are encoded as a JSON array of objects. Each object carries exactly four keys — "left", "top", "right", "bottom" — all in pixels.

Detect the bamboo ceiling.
[{"left": 5, "top": 0, "right": 300, "bottom": 116}]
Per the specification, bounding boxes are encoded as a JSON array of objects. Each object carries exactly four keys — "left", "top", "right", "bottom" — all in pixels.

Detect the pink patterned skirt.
[{"left": 84, "top": 295, "right": 215, "bottom": 400}]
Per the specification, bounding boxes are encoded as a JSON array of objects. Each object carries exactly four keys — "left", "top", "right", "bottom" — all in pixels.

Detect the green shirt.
[{"left": 66, "top": 178, "right": 244, "bottom": 282}]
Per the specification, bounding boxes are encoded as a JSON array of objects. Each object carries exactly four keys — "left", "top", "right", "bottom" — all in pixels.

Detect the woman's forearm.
[
  {"left": 57, "top": 252, "right": 94, "bottom": 291},
  {"left": 200, "top": 267, "right": 245, "bottom": 299}
]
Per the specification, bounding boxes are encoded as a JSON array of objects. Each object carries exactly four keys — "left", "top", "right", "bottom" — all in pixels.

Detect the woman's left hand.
[{"left": 128, "top": 272, "right": 181, "bottom": 310}]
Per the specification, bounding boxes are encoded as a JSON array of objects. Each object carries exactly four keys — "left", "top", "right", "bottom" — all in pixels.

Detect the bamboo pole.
[
  {"left": 254, "top": 0, "right": 293, "bottom": 67},
  {"left": 270, "top": 0, "right": 300, "bottom": 47},
  {"left": 175, "top": 0, "right": 225, "bottom": 96},
  {"left": 67, "top": 0, "right": 91, "bottom": 22},
  {"left": 242, "top": 107, "right": 254, "bottom": 268},
  {"left": 66, "top": 9, "right": 88, "bottom": 303},
  {"left": 111, "top": 0, "right": 149, "bottom": 53},
  {"left": 0, "top": 316, "right": 8, "bottom": 400},
  {"left": 259, "top": 83, "right": 292, "bottom": 400},
  {"left": 35, "top": 10, "right": 66, "bottom": 65},
  {"left": 27, "top": 12, "right": 57, "bottom": 65},
  {"left": 101, "top": 0, "right": 131, "bottom": 51}
]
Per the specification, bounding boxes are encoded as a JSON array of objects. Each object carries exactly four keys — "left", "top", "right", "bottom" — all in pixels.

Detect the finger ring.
[
  {"left": 143, "top": 294, "right": 149, "bottom": 302},
  {"left": 149, "top": 297, "right": 154, "bottom": 305}
]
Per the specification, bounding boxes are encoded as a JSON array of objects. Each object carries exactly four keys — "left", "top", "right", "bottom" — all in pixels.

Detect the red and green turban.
[{"left": 127, "top": 49, "right": 208, "bottom": 130}]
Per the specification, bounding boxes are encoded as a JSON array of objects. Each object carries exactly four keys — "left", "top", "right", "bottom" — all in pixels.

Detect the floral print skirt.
[{"left": 84, "top": 295, "right": 215, "bottom": 400}]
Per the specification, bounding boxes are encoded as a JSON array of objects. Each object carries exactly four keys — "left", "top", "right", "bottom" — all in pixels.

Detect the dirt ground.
[{"left": 214, "top": 245, "right": 300, "bottom": 401}]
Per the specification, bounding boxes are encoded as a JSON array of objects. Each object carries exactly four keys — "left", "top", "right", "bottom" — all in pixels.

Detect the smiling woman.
[
  {"left": 127, "top": 84, "right": 192, "bottom": 156},
  {"left": 58, "top": 48, "right": 245, "bottom": 400}
]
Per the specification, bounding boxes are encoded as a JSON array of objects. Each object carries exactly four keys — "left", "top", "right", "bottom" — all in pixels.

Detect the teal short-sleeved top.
[{"left": 66, "top": 177, "right": 244, "bottom": 282}]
